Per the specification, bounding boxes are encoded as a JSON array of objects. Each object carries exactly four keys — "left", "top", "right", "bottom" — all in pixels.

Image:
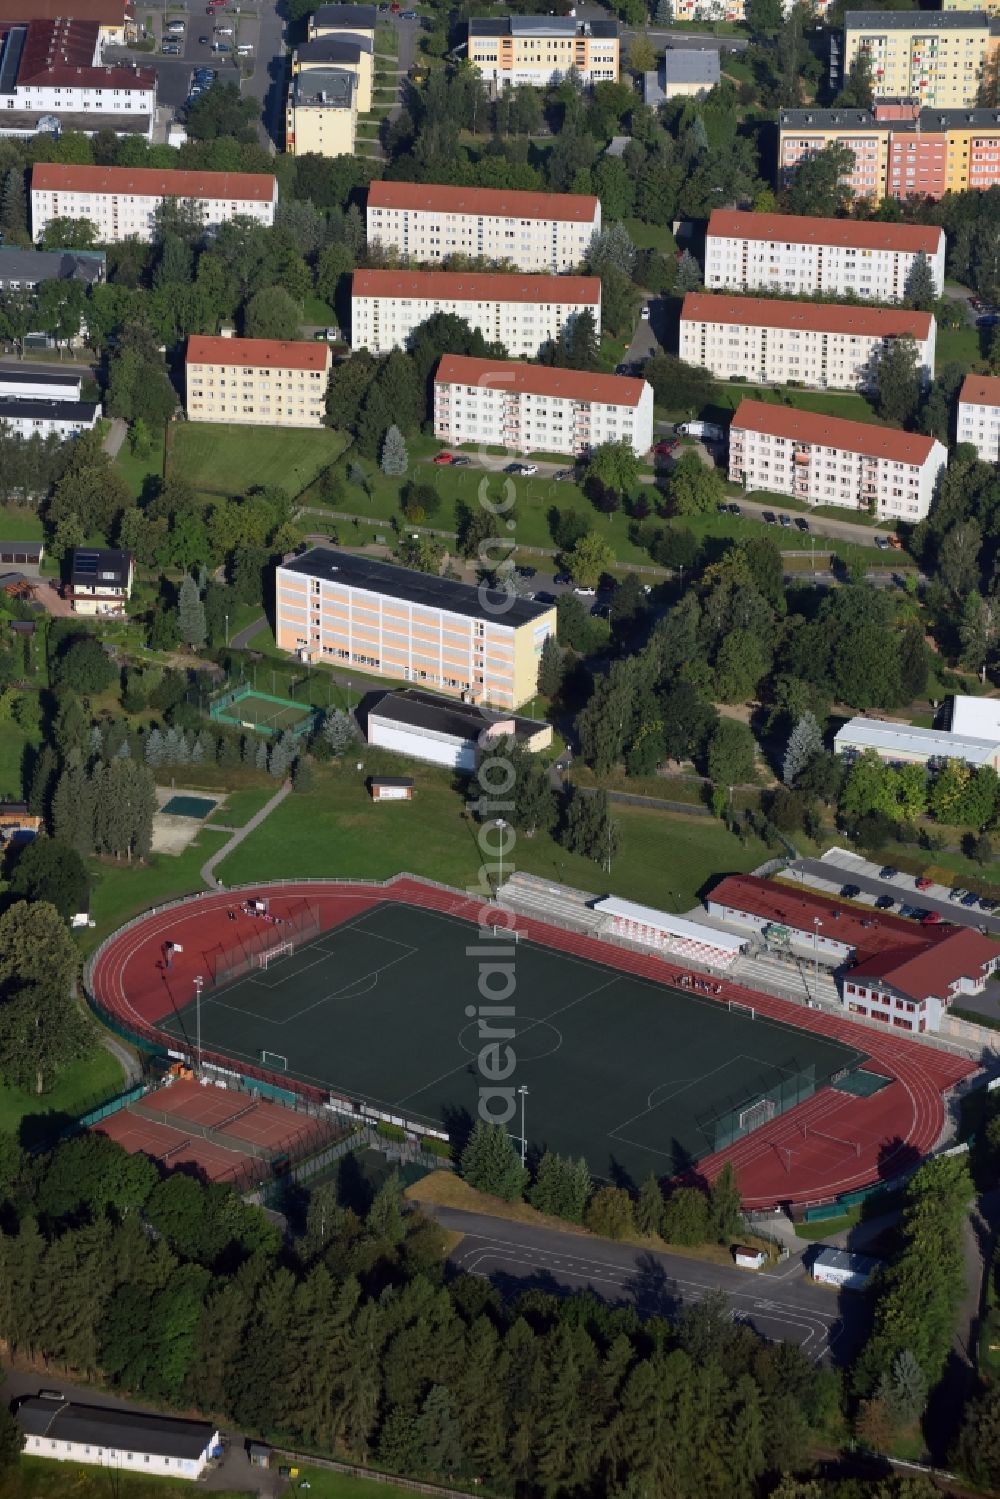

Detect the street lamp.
[
  {"left": 224, "top": 613, "right": 229, "bottom": 647},
  {"left": 496, "top": 817, "right": 508, "bottom": 894},
  {"left": 518, "top": 1084, "right": 529, "bottom": 1167},
  {"left": 193, "top": 975, "right": 204, "bottom": 1075}
]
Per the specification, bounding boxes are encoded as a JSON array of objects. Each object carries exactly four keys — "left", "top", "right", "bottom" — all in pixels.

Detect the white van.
[
  {"left": 215, "top": 24, "right": 234, "bottom": 34},
  {"left": 237, "top": 41, "right": 252, "bottom": 53},
  {"left": 677, "top": 420, "right": 725, "bottom": 442}
]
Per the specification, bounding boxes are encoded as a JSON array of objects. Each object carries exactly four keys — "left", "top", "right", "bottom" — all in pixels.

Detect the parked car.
[
  {"left": 162, "top": 41, "right": 181, "bottom": 52},
  {"left": 653, "top": 439, "right": 678, "bottom": 457},
  {"left": 198, "top": 34, "right": 210, "bottom": 42},
  {"left": 840, "top": 883, "right": 861, "bottom": 899},
  {"left": 875, "top": 894, "right": 894, "bottom": 910},
  {"left": 451, "top": 456, "right": 471, "bottom": 467},
  {"left": 553, "top": 469, "right": 573, "bottom": 481},
  {"left": 762, "top": 511, "right": 777, "bottom": 525},
  {"left": 795, "top": 517, "right": 809, "bottom": 532},
  {"left": 888, "top": 534, "right": 903, "bottom": 549},
  {"left": 400, "top": 8, "right": 417, "bottom": 16},
  {"left": 950, "top": 887, "right": 969, "bottom": 902},
  {"left": 962, "top": 890, "right": 980, "bottom": 907},
  {"left": 915, "top": 876, "right": 933, "bottom": 890},
  {"left": 237, "top": 42, "right": 252, "bottom": 53},
  {"left": 677, "top": 420, "right": 725, "bottom": 441},
  {"left": 574, "top": 585, "right": 596, "bottom": 597},
  {"left": 433, "top": 452, "right": 453, "bottom": 465},
  {"left": 517, "top": 565, "right": 536, "bottom": 579},
  {"left": 875, "top": 536, "right": 890, "bottom": 550},
  {"left": 640, "top": 303, "right": 650, "bottom": 320},
  {"left": 212, "top": 41, "right": 231, "bottom": 50},
  {"left": 166, "top": 19, "right": 186, "bottom": 31},
  {"left": 779, "top": 514, "right": 792, "bottom": 528},
  {"left": 980, "top": 896, "right": 999, "bottom": 912},
  {"left": 518, "top": 463, "right": 538, "bottom": 475},
  {"left": 553, "top": 573, "right": 571, "bottom": 586},
  {"left": 879, "top": 865, "right": 898, "bottom": 879},
  {"left": 728, "top": 502, "right": 742, "bottom": 516},
  {"left": 921, "top": 911, "right": 942, "bottom": 925}
]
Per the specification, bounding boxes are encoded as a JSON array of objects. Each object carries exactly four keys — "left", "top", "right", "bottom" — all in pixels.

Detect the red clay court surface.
[
  {"left": 89, "top": 878, "right": 977, "bottom": 1210},
  {"left": 95, "top": 1109, "right": 259, "bottom": 1185}
]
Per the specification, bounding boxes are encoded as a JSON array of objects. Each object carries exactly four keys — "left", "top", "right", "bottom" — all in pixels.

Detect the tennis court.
[
  {"left": 161, "top": 795, "right": 217, "bottom": 819},
  {"left": 157, "top": 900, "right": 864, "bottom": 1183},
  {"left": 209, "top": 687, "right": 319, "bottom": 738}
]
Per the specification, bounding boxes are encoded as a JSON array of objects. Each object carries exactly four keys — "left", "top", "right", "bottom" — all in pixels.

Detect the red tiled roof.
[
  {"left": 960, "top": 373, "right": 1000, "bottom": 409},
  {"left": 16, "top": 17, "right": 98, "bottom": 78},
  {"left": 185, "top": 335, "right": 331, "bottom": 372},
  {"left": 708, "top": 875, "right": 924, "bottom": 960},
  {"left": 31, "top": 163, "right": 277, "bottom": 203},
  {"left": 0, "top": 0, "right": 127, "bottom": 21},
  {"left": 731, "top": 399, "right": 940, "bottom": 466},
  {"left": 367, "top": 180, "right": 600, "bottom": 225},
  {"left": 707, "top": 208, "right": 943, "bottom": 256},
  {"left": 852, "top": 926, "right": 1000, "bottom": 1003},
  {"left": 709, "top": 874, "right": 1000, "bottom": 1006},
  {"left": 352, "top": 268, "right": 600, "bottom": 305},
  {"left": 435, "top": 354, "right": 645, "bottom": 407},
  {"left": 23, "top": 63, "right": 154, "bottom": 86},
  {"left": 681, "top": 292, "right": 933, "bottom": 341}
]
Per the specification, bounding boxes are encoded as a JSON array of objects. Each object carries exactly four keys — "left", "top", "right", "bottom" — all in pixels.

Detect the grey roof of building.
[
  {"left": 0, "top": 247, "right": 105, "bottom": 287},
  {"left": 370, "top": 774, "right": 415, "bottom": 786},
  {"left": 312, "top": 3, "right": 377, "bottom": 27},
  {"left": 294, "top": 66, "right": 355, "bottom": 106},
  {"left": 845, "top": 8, "right": 994, "bottom": 27},
  {"left": 0, "top": 399, "right": 97, "bottom": 423},
  {"left": 16, "top": 1398, "right": 215, "bottom": 1461},
  {"left": 0, "top": 369, "right": 79, "bottom": 391},
  {"left": 663, "top": 48, "right": 720, "bottom": 84},
  {"left": 283, "top": 547, "right": 554, "bottom": 628},
  {"left": 70, "top": 547, "right": 131, "bottom": 587},
  {"left": 469, "top": 15, "right": 617, "bottom": 37},
  {"left": 0, "top": 110, "right": 152, "bottom": 135},
  {"left": 296, "top": 34, "right": 372, "bottom": 62},
  {"left": 0, "top": 541, "right": 43, "bottom": 559},
  {"left": 370, "top": 688, "right": 548, "bottom": 743},
  {"left": 779, "top": 105, "right": 1000, "bottom": 129}
]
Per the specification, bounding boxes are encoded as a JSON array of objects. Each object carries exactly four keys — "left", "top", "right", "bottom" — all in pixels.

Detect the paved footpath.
[{"left": 200, "top": 780, "right": 292, "bottom": 890}]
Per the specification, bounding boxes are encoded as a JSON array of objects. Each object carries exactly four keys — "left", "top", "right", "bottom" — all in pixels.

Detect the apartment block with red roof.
[
  {"left": 351, "top": 269, "right": 601, "bottom": 358},
  {"left": 706, "top": 874, "right": 1000, "bottom": 1033},
  {"left": 366, "top": 182, "right": 600, "bottom": 274},
  {"left": 30, "top": 164, "right": 277, "bottom": 245},
  {"left": 704, "top": 209, "right": 945, "bottom": 302},
  {"left": 433, "top": 355, "right": 653, "bottom": 458},
  {"left": 728, "top": 399, "right": 947, "bottom": 522},
  {"left": 185, "top": 332, "right": 332, "bottom": 429},
  {"left": 679, "top": 293, "right": 936, "bottom": 390},
  {"left": 958, "top": 373, "right": 1000, "bottom": 463}
]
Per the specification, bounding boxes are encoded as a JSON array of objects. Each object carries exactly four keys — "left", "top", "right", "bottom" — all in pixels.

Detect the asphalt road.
[
  {"left": 436, "top": 1206, "right": 861, "bottom": 1364},
  {"left": 789, "top": 855, "right": 1000, "bottom": 936}
]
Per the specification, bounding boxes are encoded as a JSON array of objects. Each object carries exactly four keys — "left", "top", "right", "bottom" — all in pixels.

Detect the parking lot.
[{"left": 105, "top": 1, "right": 259, "bottom": 113}]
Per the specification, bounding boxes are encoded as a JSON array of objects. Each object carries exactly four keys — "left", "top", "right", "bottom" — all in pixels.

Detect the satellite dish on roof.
[{"left": 35, "top": 116, "right": 61, "bottom": 137}]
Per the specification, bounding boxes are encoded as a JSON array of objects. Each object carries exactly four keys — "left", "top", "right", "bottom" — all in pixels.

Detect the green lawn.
[
  {"left": 624, "top": 219, "right": 677, "bottom": 256},
  {"left": 0, "top": 719, "right": 40, "bottom": 800},
  {"left": 85, "top": 827, "right": 229, "bottom": 950},
  {"left": 168, "top": 423, "right": 348, "bottom": 498},
  {"left": 207, "top": 785, "right": 277, "bottom": 827},
  {"left": 0, "top": 505, "right": 45, "bottom": 541},
  {"left": 303, "top": 295, "right": 337, "bottom": 325},
  {"left": 704, "top": 382, "right": 885, "bottom": 428},
  {"left": 281, "top": 1466, "right": 464, "bottom": 1499},
  {"left": 936, "top": 322, "right": 983, "bottom": 370},
  {"left": 115, "top": 426, "right": 166, "bottom": 499},
  {"left": 0, "top": 1044, "right": 124, "bottom": 1138},
  {"left": 2, "top": 1459, "right": 250, "bottom": 1499},
  {"left": 216, "top": 759, "right": 771, "bottom": 910}
]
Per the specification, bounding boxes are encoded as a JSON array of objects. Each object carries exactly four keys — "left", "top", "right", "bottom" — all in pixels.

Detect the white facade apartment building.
[
  {"left": 704, "top": 208, "right": 945, "bottom": 301},
  {"left": 366, "top": 181, "right": 600, "bottom": 274},
  {"left": 679, "top": 293, "right": 935, "bottom": 390},
  {"left": 30, "top": 163, "right": 278, "bottom": 244},
  {"left": 434, "top": 354, "right": 653, "bottom": 458},
  {"left": 728, "top": 398, "right": 947, "bottom": 522},
  {"left": 957, "top": 372, "right": 1000, "bottom": 462},
  {"left": 351, "top": 269, "right": 601, "bottom": 358},
  {"left": 185, "top": 332, "right": 332, "bottom": 429}
]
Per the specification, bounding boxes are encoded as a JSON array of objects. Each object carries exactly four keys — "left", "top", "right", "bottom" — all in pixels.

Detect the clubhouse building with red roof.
[
  {"left": 728, "top": 399, "right": 947, "bottom": 523},
  {"left": 706, "top": 875, "right": 999, "bottom": 1033},
  {"left": 351, "top": 269, "right": 601, "bottom": 358},
  {"left": 704, "top": 208, "right": 945, "bottom": 302},
  {"left": 433, "top": 354, "right": 653, "bottom": 457},
  {"left": 679, "top": 292, "right": 936, "bottom": 390},
  {"left": 366, "top": 181, "right": 600, "bottom": 274}
]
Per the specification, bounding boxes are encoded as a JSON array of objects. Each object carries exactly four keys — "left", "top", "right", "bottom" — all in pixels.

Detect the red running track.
[{"left": 89, "top": 878, "right": 977, "bottom": 1210}]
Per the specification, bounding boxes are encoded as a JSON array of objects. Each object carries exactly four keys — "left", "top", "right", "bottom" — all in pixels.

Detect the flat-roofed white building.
[
  {"left": 30, "top": 163, "right": 278, "bottom": 244},
  {"left": 812, "top": 1248, "right": 881, "bottom": 1291},
  {"left": 185, "top": 332, "right": 332, "bottom": 429},
  {"left": 948, "top": 694, "right": 1000, "bottom": 740},
  {"left": 833, "top": 716, "right": 1000, "bottom": 768},
  {"left": 728, "top": 399, "right": 947, "bottom": 522},
  {"left": 680, "top": 293, "right": 936, "bottom": 390},
  {"left": 351, "top": 269, "right": 601, "bottom": 358},
  {"left": 366, "top": 181, "right": 600, "bottom": 273},
  {"left": 433, "top": 354, "right": 653, "bottom": 457},
  {"left": 957, "top": 372, "right": 1000, "bottom": 463},
  {"left": 16, "top": 1395, "right": 220, "bottom": 1481},
  {"left": 704, "top": 208, "right": 945, "bottom": 301},
  {"left": 468, "top": 14, "right": 619, "bottom": 89}
]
